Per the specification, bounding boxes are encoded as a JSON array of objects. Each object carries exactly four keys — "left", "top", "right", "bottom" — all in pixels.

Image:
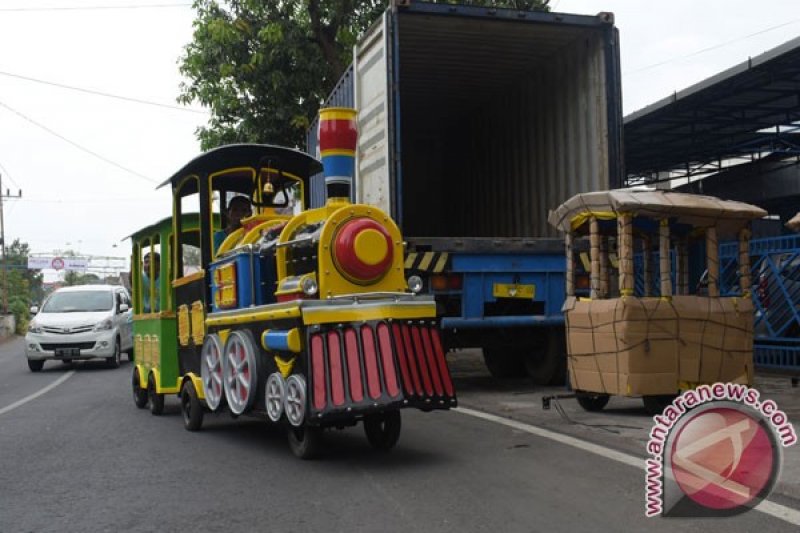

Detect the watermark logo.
[{"left": 645, "top": 384, "right": 796, "bottom": 517}]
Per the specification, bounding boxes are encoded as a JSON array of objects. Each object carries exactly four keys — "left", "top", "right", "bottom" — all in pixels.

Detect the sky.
[{"left": 1, "top": 0, "right": 799, "bottom": 268}]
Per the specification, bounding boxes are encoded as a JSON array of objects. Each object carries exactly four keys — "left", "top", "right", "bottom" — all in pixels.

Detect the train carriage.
[{"left": 129, "top": 108, "right": 456, "bottom": 458}]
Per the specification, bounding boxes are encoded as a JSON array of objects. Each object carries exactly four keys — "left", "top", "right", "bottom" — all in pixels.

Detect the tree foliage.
[
  {"left": 179, "top": 0, "right": 549, "bottom": 150},
  {"left": 0, "top": 239, "right": 43, "bottom": 333}
]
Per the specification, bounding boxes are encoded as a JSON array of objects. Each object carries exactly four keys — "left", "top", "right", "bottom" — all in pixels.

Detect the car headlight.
[
  {"left": 28, "top": 323, "right": 42, "bottom": 334},
  {"left": 93, "top": 318, "right": 113, "bottom": 331}
]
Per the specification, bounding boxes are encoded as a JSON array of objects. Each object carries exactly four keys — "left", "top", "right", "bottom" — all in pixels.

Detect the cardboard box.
[{"left": 565, "top": 295, "right": 753, "bottom": 396}]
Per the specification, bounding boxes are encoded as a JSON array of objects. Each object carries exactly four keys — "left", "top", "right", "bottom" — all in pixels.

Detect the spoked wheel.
[
  {"left": 200, "top": 334, "right": 225, "bottom": 411},
  {"left": 222, "top": 331, "right": 259, "bottom": 416},
  {"left": 148, "top": 373, "right": 165, "bottom": 416},
  {"left": 576, "top": 391, "right": 610, "bottom": 412},
  {"left": 132, "top": 368, "right": 148, "bottom": 409},
  {"left": 287, "top": 425, "right": 323, "bottom": 460},
  {"left": 363, "top": 410, "right": 402, "bottom": 451},
  {"left": 642, "top": 395, "right": 677, "bottom": 416},
  {"left": 284, "top": 375, "right": 307, "bottom": 427},
  {"left": 180, "top": 380, "right": 204, "bottom": 431},
  {"left": 265, "top": 373, "right": 286, "bottom": 423},
  {"left": 106, "top": 338, "right": 121, "bottom": 369}
]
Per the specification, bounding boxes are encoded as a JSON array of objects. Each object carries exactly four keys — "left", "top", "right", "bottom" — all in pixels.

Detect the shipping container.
[{"left": 309, "top": 1, "right": 623, "bottom": 384}]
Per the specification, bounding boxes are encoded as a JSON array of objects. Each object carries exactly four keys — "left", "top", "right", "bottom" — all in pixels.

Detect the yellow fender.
[
  {"left": 181, "top": 373, "right": 206, "bottom": 401},
  {"left": 134, "top": 364, "right": 147, "bottom": 389}
]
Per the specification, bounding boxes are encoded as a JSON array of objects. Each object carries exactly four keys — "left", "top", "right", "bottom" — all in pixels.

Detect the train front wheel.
[
  {"left": 287, "top": 425, "right": 323, "bottom": 460},
  {"left": 364, "top": 410, "right": 402, "bottom": 451}
]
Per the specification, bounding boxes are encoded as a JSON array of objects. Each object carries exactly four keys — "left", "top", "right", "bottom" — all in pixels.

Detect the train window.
[{"left": 182, "top": 241, "right": 201, "bottom": 276}]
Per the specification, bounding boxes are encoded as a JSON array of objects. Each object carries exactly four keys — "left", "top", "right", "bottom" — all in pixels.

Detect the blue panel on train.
[{"left": 210, "top": 250, "right": 259, "bottom": 312}]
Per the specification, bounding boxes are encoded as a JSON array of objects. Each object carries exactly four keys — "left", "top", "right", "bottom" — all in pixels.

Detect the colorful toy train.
[{"left": 129, "top": 108, "right": 456, "bottom": 458}]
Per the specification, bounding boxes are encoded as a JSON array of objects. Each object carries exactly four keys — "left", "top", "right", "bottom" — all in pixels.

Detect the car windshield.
[{"left": 41, "top": 291, "right": 113, "bottom": 313}]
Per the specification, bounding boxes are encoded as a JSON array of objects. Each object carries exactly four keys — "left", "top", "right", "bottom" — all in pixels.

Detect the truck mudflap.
[{"left": 307, "top": 320, "right": 457, "bottom": 422}]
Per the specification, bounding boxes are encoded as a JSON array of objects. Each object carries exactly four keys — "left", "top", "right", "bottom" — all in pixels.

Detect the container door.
[{"left": 354, "top": 9, "right": 396, "bottom": 220}]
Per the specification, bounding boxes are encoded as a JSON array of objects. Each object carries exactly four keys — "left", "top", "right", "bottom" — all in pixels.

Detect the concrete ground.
[{"left": 448, "top": 348, "right": 800, "bottom": 502}]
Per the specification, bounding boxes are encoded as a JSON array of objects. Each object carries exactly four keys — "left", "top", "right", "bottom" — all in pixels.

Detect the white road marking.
[
  {"left": 0, "top": 370, "right": 75, "bottom": 416},
  {"left": 454, "top": 406, "right": 800, "bottom": 526}
]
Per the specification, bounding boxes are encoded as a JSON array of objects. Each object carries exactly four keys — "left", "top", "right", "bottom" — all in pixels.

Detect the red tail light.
[{"left": 448, "top": 274, "right": 463, "bottom": 290}]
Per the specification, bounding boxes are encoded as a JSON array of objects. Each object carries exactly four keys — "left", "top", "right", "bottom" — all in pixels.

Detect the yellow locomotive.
[{"left": 129, "top": 109, "right": 456, "bottom": 458}]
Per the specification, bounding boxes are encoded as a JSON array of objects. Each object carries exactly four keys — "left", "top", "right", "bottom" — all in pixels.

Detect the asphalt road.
[{"left": 1, "top": 336, "right": 797, "bottom": 533}]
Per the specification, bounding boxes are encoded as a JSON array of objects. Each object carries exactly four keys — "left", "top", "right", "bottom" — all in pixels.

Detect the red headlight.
[{"left": 333, "top": 218, "right": 394, "bottom": 283}]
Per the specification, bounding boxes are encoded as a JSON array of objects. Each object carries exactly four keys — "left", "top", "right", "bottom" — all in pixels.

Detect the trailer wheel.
[
  {"left": 576, "top": 392, "right": 610, "bottom": 412},
  {"left": 132, "top": 368, "right": 148, "bottom": 409},
  {"left": 148, "top": 373, "right": 165, "bottom": 416},
  {"left": 287, "top": 425, "right": 323, "bottom": 460},
  {"left": 523, "top": 329, "right": 566, "bottom": 386},
  {"left": 642, "top": 395, "right": 677, "bottom": 416},
  {"left": 364, "top": 411, "right": 402, "bottom": 451},
  {"left": 180, "top": 380, "right": 204, "bottom": 431},
  {"left": 482, "top": 348, "right": 526, "bottom": 378}
]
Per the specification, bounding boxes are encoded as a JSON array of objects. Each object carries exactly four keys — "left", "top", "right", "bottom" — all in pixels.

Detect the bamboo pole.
[
  {"left": 590, "top": 217, "right": 600, "bottom": 300},
  {"left": 599, "top": 237, "right": 609, "bottom": 298},
  {"left": 739, "top": 228, "right": 751, "bottom": 295},
  {"left": 618, "top": 213, "right": 634, "bottom": 296}
]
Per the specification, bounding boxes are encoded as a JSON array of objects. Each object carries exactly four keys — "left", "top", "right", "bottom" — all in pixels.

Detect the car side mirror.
[
  {"left": 119, "top": 303, "right": 129, "bottom": 313},
  {"left": 30, "top": 306, "right": 39, "bottom": 315}
]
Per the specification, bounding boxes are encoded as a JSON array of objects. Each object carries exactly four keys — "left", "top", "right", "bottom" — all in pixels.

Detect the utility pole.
[{"left": 0, "top": 173, "right": 23, "bottom": 315}]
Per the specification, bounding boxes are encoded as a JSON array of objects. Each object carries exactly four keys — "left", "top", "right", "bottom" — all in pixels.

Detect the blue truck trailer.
[{"left": 307, "top": 1, "right": 624, "bottom": 384}]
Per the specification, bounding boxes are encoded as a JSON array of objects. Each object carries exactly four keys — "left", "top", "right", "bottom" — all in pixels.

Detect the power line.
[
  {"left": 625, "top": 18, "right": 800, "bottom": 75},
  {"left": 0, "top": 99, "right": 157, "bottom": 184},
  {"left": 0, "top": 70, "right": 207, "bottom": 115},
  {"left": 0, "top": 160, "right": 21, "bottom": 190},
  {"left": 0, "top": 3, "right": 191, "bottom": 12}
]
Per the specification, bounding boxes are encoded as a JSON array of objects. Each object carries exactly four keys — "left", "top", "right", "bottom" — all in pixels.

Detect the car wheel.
[
  {"left": 132, "top": 368, "right": 148, "bottom": 409},
  {"left": 287, "top": 425, "right": 323, "bottom": 460},
  {"left": 106, "top": 338, "right": 121, "bottom": 369},
  {"left": 363, "top": 410, "right": 402, "bottom": 451},
  {"left": 126, "top": 344, "right": 134, "bottom": 362},
  {"left": 27, "top": 359, "right": 44, "bottom": 372},
  {"left": 148, "top": 373, "right": 165, "bottom": 416},
  {"left": 180, "top": 380, "right": 204, "bottom": 431}
]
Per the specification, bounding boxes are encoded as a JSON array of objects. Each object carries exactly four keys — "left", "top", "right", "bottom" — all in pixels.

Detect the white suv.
[{"left": 25, "top": 285, "right": 134, "bottom": 372}]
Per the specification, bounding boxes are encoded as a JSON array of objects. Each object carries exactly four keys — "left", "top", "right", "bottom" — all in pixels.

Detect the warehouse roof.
[{"left": 624, "top": 36, "right": 800, "bottom": 185}]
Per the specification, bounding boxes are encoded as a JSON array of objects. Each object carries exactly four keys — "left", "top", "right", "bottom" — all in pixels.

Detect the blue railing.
[{"left": 720, "top": 234, "right": 800, "bottom": 375}]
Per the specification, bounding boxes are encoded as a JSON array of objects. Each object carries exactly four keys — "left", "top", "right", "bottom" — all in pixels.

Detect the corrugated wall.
[{"left": 398, "top": 14, "right": 613, "bottom": 239}]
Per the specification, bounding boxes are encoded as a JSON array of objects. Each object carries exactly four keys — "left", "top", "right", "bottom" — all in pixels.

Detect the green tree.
[
  {"left": 0, "top": 239, "right": 43, "bottom": 333},
  {"left": 179, "top": 0, "right": 549, "bottom": 150}
]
